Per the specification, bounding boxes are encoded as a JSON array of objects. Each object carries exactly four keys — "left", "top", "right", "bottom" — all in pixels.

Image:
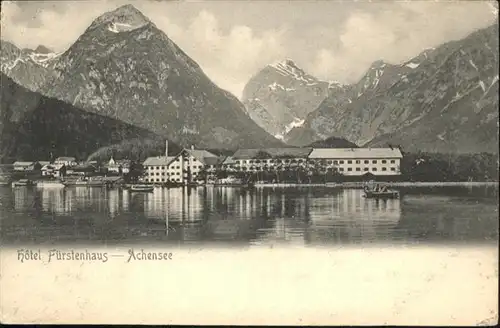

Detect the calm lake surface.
[{"left": 0, "top": 185, "right": 498, "bottom": 247}]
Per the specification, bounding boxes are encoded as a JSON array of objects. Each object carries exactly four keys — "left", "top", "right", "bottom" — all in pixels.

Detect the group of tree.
[
  {"left": 400, "top": 151, "right": 498, "bottom": 182},
  {"left": 194, "top": 151, "right": 498, "bottom": 184}
]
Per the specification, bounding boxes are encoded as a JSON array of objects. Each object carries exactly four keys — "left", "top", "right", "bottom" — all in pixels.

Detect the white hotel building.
[
  {"left": 142, "top": 142, "right": 220, "bottom": 184},
  {"left": 307, "top": 148, "right": 403, "bottom": 176}
]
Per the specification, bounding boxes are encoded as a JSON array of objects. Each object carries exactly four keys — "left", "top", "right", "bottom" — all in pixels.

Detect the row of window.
[
  {"left": 339, "top": 167, "right": 397, "bottom": 172},
  {"left": 147, "top": 172, "right": 206, "bottom": 177},
  {"left": 147, "top": 165, "right": 205, "bottom": 170},
  {"left": 222, "top": 166, "right": 398, "bottom": 172},
  {"left": 144, "top": 178, "right": 182, "bottom": 182},
  {"left": 237, "top": 159, "right": 398, "bottom": 165}
]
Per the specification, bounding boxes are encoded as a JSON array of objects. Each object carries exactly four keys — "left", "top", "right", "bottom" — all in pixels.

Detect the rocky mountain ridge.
[
  {"left": 242, "top": 59, "right": 334, "bottom": 139},
  {"left": 1, "top": 4, "right": 284, "bottom": 151},
  {"left": 285, "top": 23, "right": 499, "bottom": 153},
  {"left": 0, "top": 40, "right": 60, "bottom": 92}
]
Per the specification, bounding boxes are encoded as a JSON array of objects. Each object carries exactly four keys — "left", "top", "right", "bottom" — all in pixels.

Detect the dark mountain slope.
[{"left": 0, "top": 73, "right": 178, "bottom": 163}]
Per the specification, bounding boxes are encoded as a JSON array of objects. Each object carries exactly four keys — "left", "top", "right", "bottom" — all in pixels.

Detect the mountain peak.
[
  {"left": 87, "top": 4, "right": 151, "bottom": 32},
  {"left": 34, "top": 45, "right": 53, "bottom": 54},
  {"left": 270, "top": 58, "right": 300, "bottom": 70},
  {"left": 369, "top": 60, "right": 388, "bottom": 69}
]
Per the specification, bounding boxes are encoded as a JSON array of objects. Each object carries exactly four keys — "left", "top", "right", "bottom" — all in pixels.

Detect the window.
[
  {"left": 390, "top": 167, "right": 396, "bottom": 171},
  {"left": 382, "top": 167, "right": 387, "bottom": 171},
  {"left": 327, "top": 160, "right": 333, "bottom": 164},
  {"left": 356, "top": 168, "right": 361, "bottom": 171},
  {"left": 161, "top": 166, "right": 165, "bottom": 170},
  {"left": 333, "top": 160, "right": 338, "bottom": 165},
  {"left": 364, "top": 160, "right": 369, "bottom": 164},
  {"left": 347, "top": 160, "right": 352, "bottom": 164},
  {"left": 356, "top": 160, "right": 360, "bottom": 164},
  {"left": 372, "top": 168, "right": 377, "bottom": 171},
  {"left": 382, "top": 160, "right": 387, "bottom": 164},
  {"left": 390, "top": 160, "right": 396, "bottom": 164},
  {"left": 339, "top": 160, "right": 344, "bottom": 164},
  {"left": 339, "top": 168, "right": 344, "bottom": 171},
  {"left": 176, "top": 166, "right": 180, "bottom": 169},
  {"left": 156, "top": 179, "right": 160, "bottom": 182},
  {"left": 347, "top": 168, "right": 352, "bottom": 171},
  {"left": 364, "top": 168, "right": 369, "bottom": 171},
  {"left": 156, "top": 166, "right": 159, "bottom": 169},
  {"left": 156, "top": 173, "right": 159, "bottom": 176},
  {"left": 161, "top": 179, "right": 165, "bottom": 182},
  {"left": 161, "top": 172, "right": 165, "bottom": 176},
  {"left": 372, "top": 160, "right": 377, "bottom": 164}
]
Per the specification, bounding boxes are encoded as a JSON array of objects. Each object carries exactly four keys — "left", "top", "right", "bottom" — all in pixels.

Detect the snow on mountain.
[
  {"left": 107, "top": 22, "right": 141, "bottom": 33},
  {"left": 405, "top": 62, "right": 420, "bottom": 69},
  {"left": 274, "top": 117, "right": 306, "bottom": 140},
  {"left": 269, "top": 59, "right": 318, "bottom": 85},
  {"left": 0, "top": 40, "right": 59, "bottom": 91},
  {"left": 242, "top": 59, "right": 330, "bottom": 138}
]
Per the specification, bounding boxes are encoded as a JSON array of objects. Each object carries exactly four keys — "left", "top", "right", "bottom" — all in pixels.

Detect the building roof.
[
  {"left": 72, "top": 164, "right": 96, "bottom": 171},
  {"left": 13, "top": 161, "right": 35, "bottom": 166},
  {"left": 55, "top": 157, "right": 76, "bottom": 162},
  {"left": 203, "top": 156, "right": 226, "bottom": 166},
  {"left": 232, "top": 148, "right": 313, "bottom": 160},
  {"left": 222, "top": 156, "right": 236, "bottom": 165},
  {"left": 41, "top": 163, "right": 65, "bottom": 170},
  {"left": 184, "top": 149, "right": 218, "bottom": 163},
  {"left": 143, "top": 156, "right": 176, "bottom": 166},
  {"left": 38, "top": 161, "right": 51, "bottom": 166},
  {"left": 107, "top": 159, "right": 131, "bottom": 167},
  {"left": 308, "top": 148, "right": 403, "bottom": 159}
]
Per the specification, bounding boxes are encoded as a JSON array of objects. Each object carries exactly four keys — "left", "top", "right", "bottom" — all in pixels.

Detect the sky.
[{"left": 1, "top": 0, "right": 498, "bottom": 99}]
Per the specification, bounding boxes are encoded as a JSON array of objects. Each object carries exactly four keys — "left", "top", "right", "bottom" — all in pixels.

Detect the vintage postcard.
[{"left": 0, "top": 0, "right": 498, "bottom": 325}]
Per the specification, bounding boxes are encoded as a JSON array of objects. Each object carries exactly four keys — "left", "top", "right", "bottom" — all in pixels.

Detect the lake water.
[{"left": 0, "top": 185, "right": 498, "bottom": 247}]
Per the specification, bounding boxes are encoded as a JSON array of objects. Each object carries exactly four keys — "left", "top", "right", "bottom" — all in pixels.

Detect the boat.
[
  {"left": 129, "top": 184, "right": 154, "bottom": 192},
  {"left": 12, "top": 179, "right": 36, "bottom": 187},
  {"left": 36, "top": 180, "right": 67, "bottom": 188},
  {"left": 363, "top": 185, "right": 399, "bottom": 199}
]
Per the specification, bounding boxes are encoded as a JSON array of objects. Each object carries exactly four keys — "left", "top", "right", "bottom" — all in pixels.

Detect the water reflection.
[{"left": 0, "top": 185, "right": 497, "bottom": 246}]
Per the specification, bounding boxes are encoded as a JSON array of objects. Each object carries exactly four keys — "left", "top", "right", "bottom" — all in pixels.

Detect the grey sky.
[{"left": 1, "top": 0, "right": 498, "bottom": 98}]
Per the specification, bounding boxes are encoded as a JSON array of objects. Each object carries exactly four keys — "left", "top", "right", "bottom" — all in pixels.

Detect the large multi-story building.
[
  {"left": 230, "top": 147, "right": 403, "bottom": 176},
  {"left": 142, "top": 141, "right": 221, "bottom": 184},
  {"left": 307, "top": 148, "right": 403, "bottom": 176},
  {"left": 232, "top": 148, "right": 313, "bottom": 172}
]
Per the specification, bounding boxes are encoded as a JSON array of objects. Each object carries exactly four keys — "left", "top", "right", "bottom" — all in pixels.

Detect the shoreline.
[
  {"left": 3, "top": 181, "right": 498, "bottom": 189},
  {"left": 253, "top": 181, "right": 499, "bottom": 188}
]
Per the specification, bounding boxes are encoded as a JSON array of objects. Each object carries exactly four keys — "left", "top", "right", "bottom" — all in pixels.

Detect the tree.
[{"left": 124, "top": 161, "right": 143, "bottom": 183}]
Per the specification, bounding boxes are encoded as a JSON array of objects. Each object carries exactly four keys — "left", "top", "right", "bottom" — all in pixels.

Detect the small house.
[
  {"left": 41, "top": 163, "right": 66, "bottom": 178},
  {"left": 67, "top": 163, "right": 97, "bottom": 176},
  {"left": 13, "top": 161, "right": 42, "bottom": 172},
  {"left": 54, "top": 157, "right": 77, "bottom": 167},
  {"left": 106, "top": 157, "right": 131, "bottom": 174}
]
